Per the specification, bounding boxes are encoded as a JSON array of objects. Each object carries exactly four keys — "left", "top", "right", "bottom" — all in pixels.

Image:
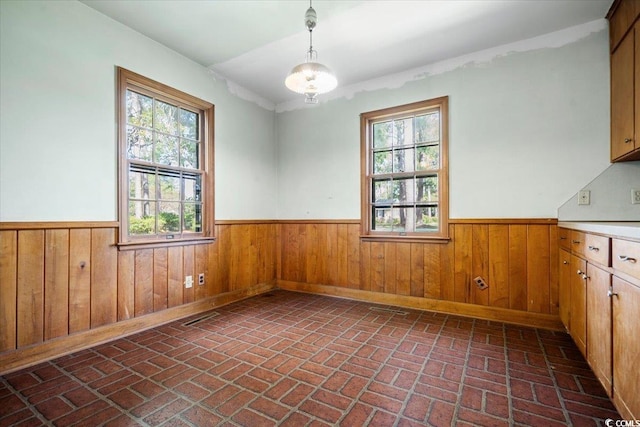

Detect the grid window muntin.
[
  {"left": 362, "top": 97, "right": 448, "bottom": 240},
  {"left": 118, "top": 67, "right": 214, "bottom": 247}
]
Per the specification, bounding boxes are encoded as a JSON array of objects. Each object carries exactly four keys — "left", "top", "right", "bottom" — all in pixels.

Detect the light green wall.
[
  {"left": 0, "top": 2, "right": 620, "bottom": 222},
  {"left": 0, "top": 0, "right": 278, "bottom": 221},
  {"left": 276, "top": 26, "right": 612, "bottom": 219}
]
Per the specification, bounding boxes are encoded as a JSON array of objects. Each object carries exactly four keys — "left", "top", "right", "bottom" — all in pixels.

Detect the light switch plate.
[
  {"left": 578, "top": 190, "right": 590, "bottom": 205},
  {"left": 632, "top": 189, "right": 640, "bottom": 205}
]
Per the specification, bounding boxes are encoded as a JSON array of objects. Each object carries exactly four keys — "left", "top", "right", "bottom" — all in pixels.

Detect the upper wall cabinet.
[{"left": 608, "top": 0, "right": 640, "bottom": 162}]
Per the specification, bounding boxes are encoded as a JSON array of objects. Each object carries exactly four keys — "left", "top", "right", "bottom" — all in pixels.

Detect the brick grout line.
[
  {"left": 450, "top": 318, "right": 476, "bottom": 426},
  {"left": 502, "top": 323, "right": 516, "bottom": 426},
  {"left": 0, "top": 368, "right": 53, "bottom": 426},
  {"left": 392, "top": 311, "right": 447, "bottom": 427},
  {"left": 535, "top": 328, "right": 573, "bottom": 426}
]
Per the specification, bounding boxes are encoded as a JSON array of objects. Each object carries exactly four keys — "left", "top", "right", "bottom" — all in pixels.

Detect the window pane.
[
  {"left": 373, "top": 121, "right": 392, "bottom": 148},
  {"left": 129, "top": 201, "right": 156, "bottom": 235},
  {"left": 415, "top": 112, "right": 439, "bottom": 143},
  {"left": 416, "top": 176, "right": 438, "bottom": 202},
  {"left": 416, "top": 145, "right": 439, "bottom": 170},
  {"left": 158, "top": 202, "right": 181, "bottom": 233},
  {"left": 180, "top": 109, "right": 199, "bottom": 140},
  {"left": 126, "top": 90, "right": 152, "bottom": 128},
  {"left": 373, "top": 151, "right": 392, "bottom": 175},
  {"left": 393, "top": 118, "right": 413, "bottom": 147},
  {"left": 180, "top": 139, "right": 199, "bottom": 169},
  {"left": 155, "top": 100, "right": 178, "bottom": 135},
  {"left": 373, "top": 208, "right": 393, "bottom": 231},
  {"left": 415, "top": 206, "right": 439, "bottom": 232},
  {"left": 393, "top": 178, "right": 414, "bottom": 204},
  {"left": 373, "top": 179, "right": 393, "bottom": 204},
  {"left": 155, "top": 134, "right": 179, "bottom": 166},
  {"left": 158, "top": 173, "right": 180, "bottom": 200},
  {"left": 393, "top": 148, "right": 415, "bottom": 173},
  {"left": 127, "top": 126, "right": 153, "bottom": 161},
  {"left": 184, "top": 175, "right": 202, "bottom": 201},
  {"left": 129, "top": 170, "right": 156, "bottom": 200},
  {"left": 183, "top": 203, "right": 202, "bottom": 232}
]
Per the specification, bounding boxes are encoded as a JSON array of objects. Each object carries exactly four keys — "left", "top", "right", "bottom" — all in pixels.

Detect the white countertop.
[{"left": 558, "top": 221, "right": 640, "bottom": 240}]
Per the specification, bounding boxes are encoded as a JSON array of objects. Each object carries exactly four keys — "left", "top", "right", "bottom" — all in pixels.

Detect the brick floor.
[{"left": 0, "top": 290, "right": 620, "bottom": 426}]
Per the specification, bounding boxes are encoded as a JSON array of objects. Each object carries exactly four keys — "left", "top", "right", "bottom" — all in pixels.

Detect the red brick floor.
[{"left": 0, "top": 291, "right": 619, "bottom": 426}]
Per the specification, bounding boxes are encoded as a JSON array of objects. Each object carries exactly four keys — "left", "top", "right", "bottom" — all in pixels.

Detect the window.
[
  {"left": 117, "top": 67, "right": 215, "bottom": 248},
  {"left": 361, "top": 97, "right": 449, "bottom": 241}
]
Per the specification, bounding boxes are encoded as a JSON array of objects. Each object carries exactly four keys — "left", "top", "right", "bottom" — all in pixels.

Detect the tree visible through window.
[
  {"left": 361, "top": 97, "right": 448, "bottom": 240},
  {"left": 117, "top": 68, "right": 214, "bottom": 247}
]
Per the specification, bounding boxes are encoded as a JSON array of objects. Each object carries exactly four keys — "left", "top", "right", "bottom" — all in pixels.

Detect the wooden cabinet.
[
  {"left": 608, "top": 0, "right": 640, "bottom": 161},
  {"left": 559, "top": 226, "right": 640, "bottom": 419},
  {"left": 612, "top": 275, "right": 640, "bottom": 419},
  {"left": 586, "top": 263, "right": 612, "bottom": 396},
  {"left": 569, "top": 254, "right": 588, "bottom": 356},
  {"left": 559, "top": 249, "right": 572, "bottom": 328}
]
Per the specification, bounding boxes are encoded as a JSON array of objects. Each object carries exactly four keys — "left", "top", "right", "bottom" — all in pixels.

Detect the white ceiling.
[{"left": 81, "top": 0, "right": 613, "bottom": 106}]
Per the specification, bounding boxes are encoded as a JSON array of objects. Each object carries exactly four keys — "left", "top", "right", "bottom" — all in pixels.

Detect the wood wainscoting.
[
  {"left": 0, "top": 218, "right": 560, "bottom": 374},
  {"left": 0, "top": 221, "right": 277, "bottom": 374},
  {"left": 277, "top": 219, "right": 561, "bottom": 330}
]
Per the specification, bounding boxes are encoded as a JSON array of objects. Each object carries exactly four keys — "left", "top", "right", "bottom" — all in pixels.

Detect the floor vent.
[
  {"left": 369, "top": 306, "right": 409, "bottom": 316},
  {"left": 183, "top": 311, "right": 219, "bottom": 326}
]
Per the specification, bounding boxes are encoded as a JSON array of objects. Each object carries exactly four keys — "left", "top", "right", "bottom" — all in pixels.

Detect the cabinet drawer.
[
  {"left": 584, "top": 233, "right": 611, "bottom": 266},
  {"left": 559, "top": 228, "right": 571, "bottom": 250},
  {"left": 613, "top": 239, "right": 640, "bottom": 280},
  {"left": 570, "top": 231, "right": 586, "bottom": 255}
]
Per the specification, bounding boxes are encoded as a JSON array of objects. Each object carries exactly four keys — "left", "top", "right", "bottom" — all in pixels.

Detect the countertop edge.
[{"left": 558, "top": 221, "right": 640, "bottom": 241}]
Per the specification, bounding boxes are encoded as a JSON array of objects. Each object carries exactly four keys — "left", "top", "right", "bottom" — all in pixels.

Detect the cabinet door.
[
  {"left": 559, "top": 249, "right": 572, "bottom": 330},
  {"left": 586, "top": 264, "right": 612, "bottom": 397},
  {"left": 611, "top": 26, "right": 635, "bottom": 160},
  {"left": 612, "top": 276, "right": 640, "bottom": 419},
  {"left": 570, "top": 255, "right": 587, "bottom": 357}
]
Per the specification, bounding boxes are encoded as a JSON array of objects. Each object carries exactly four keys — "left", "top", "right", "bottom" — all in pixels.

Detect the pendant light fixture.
[{"left": 285, "top": 0, "right": 337, "bottom": 104}]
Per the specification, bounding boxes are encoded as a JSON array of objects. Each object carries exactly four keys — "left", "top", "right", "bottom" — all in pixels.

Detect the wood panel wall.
[
  {"left": 1, "top": 219, "right": 558, "bottom": 372},
  {"left": 0, "top": 222, "right": 277, "bottom": 356},
  {"left": 278, "top": 220, "right": 559, "bottom": 316}
]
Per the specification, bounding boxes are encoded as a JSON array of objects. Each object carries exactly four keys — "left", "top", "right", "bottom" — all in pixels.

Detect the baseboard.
[
  {"left": 0, "top": 282, "right": 277, "bottom": 375},
  {"left": 277, "top": 280, "right": 564, "bottom": 331}
]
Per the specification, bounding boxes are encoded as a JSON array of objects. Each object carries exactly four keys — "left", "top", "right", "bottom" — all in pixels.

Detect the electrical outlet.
[
  {"left": 632, "top": 189, "right": 640, "bottom": 205},
  {"left": 474, "top": 276, "right": 489, "bottom": 290},
  {"left": 198, "top": 273, "right": 205, "bottom": 285},
  {"left": 185, "top": 275, "right": 193, "bottom": 289},
  {"left": 578, "top": 190, "right": 590, "bottom": 206}
]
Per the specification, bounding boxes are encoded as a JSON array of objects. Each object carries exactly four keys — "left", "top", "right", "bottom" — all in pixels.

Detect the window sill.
[
  {"left": 360, "top": 234, "right": 450, "bottom": 244},
  {"left": 117, "top": 236, "right": 216, "bottom": 251}
]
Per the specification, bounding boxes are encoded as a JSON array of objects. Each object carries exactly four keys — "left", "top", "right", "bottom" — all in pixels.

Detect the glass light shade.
[{"left": 285, "top": 62, "right": 338, "bottom": 97}]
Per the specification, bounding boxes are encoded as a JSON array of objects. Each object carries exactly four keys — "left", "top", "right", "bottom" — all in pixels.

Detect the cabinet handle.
[
  {"left": 582, "top": 273, "right": 588, "bottom": 280},
  {"left": 624, "top": 138, "right": 633, "bottom": 143},
  {"left": 618, "top": 255, "right": 637, "bottom": 263},
  {"left": 572, "top": 240, "right": 581, "bottom": 244},
  {"left": 563, "top": 260, "right": 569, "bottom": 265},
  {"left": 559, "top": 237, "right": 567, "bottom": 240},
  {"left": 587, "top": 245, "right": 599, "bottom": 252},
  {"left": 607, "top": 289, "right": 619, "bottom": 298},
  {"left": 577, "top": 269, "right": 583, "bottom": 275}
]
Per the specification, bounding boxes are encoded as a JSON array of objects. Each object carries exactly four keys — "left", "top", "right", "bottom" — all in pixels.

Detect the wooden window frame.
[
  {"left": 360, "top": 96, "right": 449, "bottom": 242},
  {"left": 117, "top": 67, "right": 215, "bottom": 249}
]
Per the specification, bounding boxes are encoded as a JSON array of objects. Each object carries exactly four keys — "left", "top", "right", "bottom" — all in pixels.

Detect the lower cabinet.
[
  {"left": 612, "top": 276, "right": 640, "bottom": 419},
  {"left": 586, "top": 264, "right": 612, "bottom": 396},
  {"left": 569, "top": 254, "right": 587, "bottom": 357},
  {"left": 559, "top": 227, "right": 640, "bottom": 419}
]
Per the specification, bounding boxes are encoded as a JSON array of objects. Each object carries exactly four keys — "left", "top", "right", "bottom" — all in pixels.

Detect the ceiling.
[{"left": 81, "top": 0, "right": 614, "bottom": 106}]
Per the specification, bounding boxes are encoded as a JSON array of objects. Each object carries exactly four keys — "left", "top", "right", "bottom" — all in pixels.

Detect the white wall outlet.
[
  {"left": 632, "top": 189, "right": 640, "bottom": 205},
  {"left": 578, "top": 190, "right": 590, "bottom": 205},
  {"left": 185, "top": 275, "right": 193, "bottom": 288},
  {"left": 198, "top": 273, "right": 205, "bottom": 285}
]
